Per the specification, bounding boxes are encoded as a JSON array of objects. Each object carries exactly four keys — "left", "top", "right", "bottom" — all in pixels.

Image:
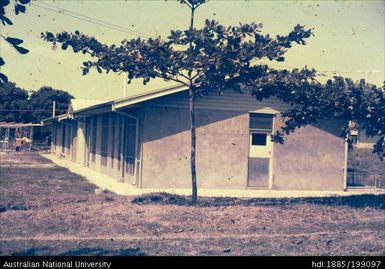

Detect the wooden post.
[
  {"left": 6, "top": 127, "right": 9, "bottom": 150},
  {"left": 30, "top": 126, "right": 34, "bottom": 151}
]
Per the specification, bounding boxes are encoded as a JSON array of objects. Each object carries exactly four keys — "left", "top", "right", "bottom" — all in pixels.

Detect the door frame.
[
  {"left": 247, "top": 110, "right": 277, "bottom": 190},
  {"left": 121, "top": 116, "right": 139, "bottom": 184}
]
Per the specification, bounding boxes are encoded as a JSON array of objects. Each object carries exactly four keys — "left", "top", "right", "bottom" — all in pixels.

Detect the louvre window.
[
  {"left": 124, "top": 117, "right": 137, "bottom": 176},
  {"left": 61, "top": 125, "right": 66, "bottom": 154},
  {"left": 66, "top": 125, "right": 71, "bottom": 155},
  {"left": 110, "top": 115, "right": 115, "bottom": 168},
  {"left": 117, "top": 115, "right": 123, "bottom": 171},
  {"left": 101, "top": 114, "right": 109, "bottom": 167},
  {"left": 249, "top": 113, "right": 273, "bottom": 131},
  {"left": 91, "top": 116, "right": 97, "bottom": 163}
]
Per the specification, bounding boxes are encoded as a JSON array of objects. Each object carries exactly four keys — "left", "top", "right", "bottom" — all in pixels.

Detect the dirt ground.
[{"left": 0, "top": 152, "right": 384, "bottom": 256}]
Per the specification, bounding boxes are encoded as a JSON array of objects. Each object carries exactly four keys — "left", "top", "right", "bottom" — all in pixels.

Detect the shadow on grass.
[
  {"left": 13, "top": 247, "right": 50, "bottom": 256},
  {"left": 131, "top": 192, "right": 385, "bottom": 210},
  {"left": 13, "top": 247, "right": 145, "bottom": 256},
  {"left": 60, "top": 247, "right": 146, "bottom": 256}
]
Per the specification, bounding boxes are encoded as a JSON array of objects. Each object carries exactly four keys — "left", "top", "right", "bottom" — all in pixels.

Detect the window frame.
[{"left": 100, "top": 114, "right": 109, "bottom": 167}]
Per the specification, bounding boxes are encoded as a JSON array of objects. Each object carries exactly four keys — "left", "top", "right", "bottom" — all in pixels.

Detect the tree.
[
  {"left": 41, "top": 0, "right": 313, "bottom": 203},
  {"left": 0, "top": 0, "right": 30, "bottom": 85},
  {"left": 28, "top": 86, "right": 73, "bottom": 141},
  {"left": 29, "top": 86, "right": 73, "bottom": 122},
  {"left": 41, "top": 0, "right": 383, "bottom": 203},
  {"left": 0, "top": 81, "right": 32, "bottom": 123},
  {"left": 0, "top": 82, "right": 73, "bottom": 123},
  {"left": 0, "top": 81, "right": 74, "bottom": 145},
  {"left": 251, "top": 72, "right": 385, "bottom": 160}
]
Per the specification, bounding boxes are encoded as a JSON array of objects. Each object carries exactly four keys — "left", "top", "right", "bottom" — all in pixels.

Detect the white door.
[{"left": 248, "top": 131, "right": 272, "bottom": 188}]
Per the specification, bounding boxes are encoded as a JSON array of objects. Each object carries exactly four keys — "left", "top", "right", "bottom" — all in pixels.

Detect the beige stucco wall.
[
  {"left": 273, "top": 116, "right": 346, "bottom": 191},
  {"left": 141, "top": 106, "right": 250, "bottom": 189},
  {"left": 141, "top": 105, "right": 347, "bottom": 191},
  {"left": 75, "top": 121, "right": 86, "bottom": 166}
]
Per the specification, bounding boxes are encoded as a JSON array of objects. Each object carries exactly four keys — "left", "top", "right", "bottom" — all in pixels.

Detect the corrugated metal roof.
[
  {"left": 113, "top": 84, "right": 186, "bottom": 109},
  {"left": 71, "top": 84, "right": 186, "bottom": 115}
]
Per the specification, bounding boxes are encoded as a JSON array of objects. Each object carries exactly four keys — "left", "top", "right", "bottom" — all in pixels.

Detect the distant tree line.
[
  {"left": 0, "top": 82, "right": 73, "bottom": 141},
  {"left": 0, "top": 82, "right": 73, "bottom": 123}
]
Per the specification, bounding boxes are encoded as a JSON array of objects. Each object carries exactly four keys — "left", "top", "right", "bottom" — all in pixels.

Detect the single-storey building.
[
  {"left": 350, "top": 128, "right": 380, "bottom": 149},
  {"left": 43, "top": 85, "right": 349, "bottom": 191}
]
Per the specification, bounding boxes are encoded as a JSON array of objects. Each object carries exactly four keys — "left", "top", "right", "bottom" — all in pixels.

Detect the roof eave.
[
  {"left": 72, "top": 101, "right": 114, "bottom": 116},
  {"left": 42, "top": 116, "right": 59, "bottom": 125},
  {"left": 113, "top": 84, "right": 187, "bottom": 109}
]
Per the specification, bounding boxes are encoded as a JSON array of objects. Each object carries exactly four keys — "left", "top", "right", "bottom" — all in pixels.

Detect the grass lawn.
[{"left": 0, "top": 152, "right": 384, "bottom": 256}]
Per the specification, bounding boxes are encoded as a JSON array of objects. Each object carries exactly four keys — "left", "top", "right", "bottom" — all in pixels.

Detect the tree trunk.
[
  {"left": 189, "top": 6, "right": 198, "bottom": 204},
  {"left": 189, "top": 86, "right": 198, "bottom": 204}
]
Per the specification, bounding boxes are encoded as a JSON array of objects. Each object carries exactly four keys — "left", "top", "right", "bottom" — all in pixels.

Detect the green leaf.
[
  {"left": 0, "top": 72, "right": 8, "bottom": 84},
  {"left": 0, "top": 0, "right": 10, "bottom": 7},
  {"left": 14, "top": 45, "right": 29, "bottom": 54},
  {"left": 15, "top": 3, "right": 26, "bottom": 15},
  {"left": 18, "top": 0, "right": 30, "bottom": 4},
  {"left": 61, "top": 43, "right": 68, "bottom": 50},
  {"left": 5, "top": 37, "right": 23, "bottom": 46},
  {"left": 0, "top": 57, "right": 4, "bottom": 66},
  {"left": 0, "top": 15, "right": 13, "bottom": 26}
]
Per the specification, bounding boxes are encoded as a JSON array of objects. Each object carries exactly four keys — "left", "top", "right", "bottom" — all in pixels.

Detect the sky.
[{"left": 1, "top": 0, "right": 384, "bottom": 101}]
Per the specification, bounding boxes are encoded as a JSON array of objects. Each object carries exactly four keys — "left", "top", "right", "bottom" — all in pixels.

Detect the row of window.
[
  {"left": 87, "top": 113, "right": 137, "bottom": 176},
  {"left": 56, "top": 113, "right": 271, "bottom": 175}
]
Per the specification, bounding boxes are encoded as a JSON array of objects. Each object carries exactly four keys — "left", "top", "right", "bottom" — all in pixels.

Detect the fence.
[
  {"left": 0, "top": 139, "right": 50, "bottom": 152},
  {"left": 347, "top": 169, "right": 384, "bottom": 189}
]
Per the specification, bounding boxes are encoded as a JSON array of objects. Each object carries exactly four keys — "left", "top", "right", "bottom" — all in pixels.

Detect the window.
[
  {"left": 117, "top": 115, "right": 123, "bottom": 171},
  {"left": 52, "top": 125, "right": 57, "bottom": 151},
  {"left": 249, "top": 113, "right": 273, "bottom": 131},
  {"left": 91, "top": 116, "right": 97, "bottom": 163},
  {"left": 71, "top": 122, "right": 77, "bottom": 161},
  {"left": 85, "top": 117, "right": 91, "bottom": 165},
  {"left": 61, "top": 125, "right": 66, "bottom": 154},
  {"left": 124, "top": 117, "right": 137, "bottom": 176},
  {"left": 110, "top": 115, "right": 115, "bottom": 168},
  {"left": 252, "top": 133, "right": 267, "bottom": 146},
  {"left": 66, "top": 125, "right": 71, "bottom": 155},
  {"left": 101, "top": 114, "right": 109, "bottom": 167}
]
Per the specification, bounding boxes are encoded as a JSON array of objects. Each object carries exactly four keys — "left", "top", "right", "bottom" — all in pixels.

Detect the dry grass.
[{"left": 0, "top": 152, "right": 384, "bottom": 256}]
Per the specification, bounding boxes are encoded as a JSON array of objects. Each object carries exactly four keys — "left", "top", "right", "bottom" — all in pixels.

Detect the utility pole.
[
  {"left": 122, "top": 72, "right": 128, "bottom": 97},
  {"left": 52, "top": 101, "right": 56, "bottom": 117}
]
